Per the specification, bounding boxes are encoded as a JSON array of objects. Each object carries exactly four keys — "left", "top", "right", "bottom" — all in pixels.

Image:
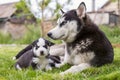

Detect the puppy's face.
[{"left": 33, "top": 38, "right": 54, "bottom": 58}]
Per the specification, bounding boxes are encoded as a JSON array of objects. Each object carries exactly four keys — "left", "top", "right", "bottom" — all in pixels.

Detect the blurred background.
[{"left": 0, "top": 0, "right": 120, "bottom": 46}]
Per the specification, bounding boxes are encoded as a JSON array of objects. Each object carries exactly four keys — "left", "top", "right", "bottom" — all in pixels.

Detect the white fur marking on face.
[
  {"left": 60, "top": 17, "right": 65, "bottom": 23},
  {"left": 33, "top": 38, "right": 49, "bottom": 57},
  {"left": 37, "top": 38, "right": 45, "bottom": 46},
  {"left": 48, "top": 19, "right": 79, "bottom": 43},
  {"left": 33, "top": 46, "right": 48, "bottom": 57}
]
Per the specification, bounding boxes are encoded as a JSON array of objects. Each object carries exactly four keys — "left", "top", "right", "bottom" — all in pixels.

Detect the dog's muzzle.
[
  {"left": 47, "top": 32, "right": 52, "bottom": 38},
  {"left": 47, "top": 32, "right": 56, "bottom": 40},
  {"left": 40, "top": 51, "right": 44, "bottom": 55}
]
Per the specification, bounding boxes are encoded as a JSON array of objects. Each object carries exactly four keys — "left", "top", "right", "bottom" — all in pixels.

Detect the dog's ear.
[
  {"left": 45, "top": 39, "right": 55, "bottom": 46},
  {"left": 60, "top": 9, "right": 65, "bottom": 14},
  {"left": 31, "top": 39, "right": 38, "bottom": 47},
  {"left": 76, "top": 2, "right": 86, "bottom": 19}
]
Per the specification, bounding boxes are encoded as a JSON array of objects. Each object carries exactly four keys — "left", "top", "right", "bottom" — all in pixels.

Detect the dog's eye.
[
  {"left": 43, "top": 45, "right": 47, "bottom": 49},
  {"left": 35, "top": 45, "right": 39, "bottom": 50},
  {"left": 60, "top": 21, "right": 67, "bottom": 27}
]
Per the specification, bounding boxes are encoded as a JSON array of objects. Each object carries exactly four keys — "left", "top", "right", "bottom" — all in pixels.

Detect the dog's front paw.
[
  {"left": 55, "top": 62, "right": 65, "bottom": 68},
  {"left": 60, "top": 71, "right": 69, "bottom": 76},
  {"left": 55, "top": 63, "right": 62, "bottom": 68},
  {"left": 32, "top": 58, "right": 40, "bottom": 64},
  {"left": 60, "top": 72, "right": 65, "bottom": 76}
]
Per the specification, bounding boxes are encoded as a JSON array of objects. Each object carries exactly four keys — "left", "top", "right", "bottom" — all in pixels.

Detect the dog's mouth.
[{"left": 50, "top": 34, "right": 65, "bottom": 40}]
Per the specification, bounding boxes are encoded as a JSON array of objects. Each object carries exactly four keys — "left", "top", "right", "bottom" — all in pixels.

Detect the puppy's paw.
[
  {"left": 55, "top": 62, "right": 65, "bottom": 68},
  {"left": 32, "top": 58, "right": 40, "bottom": 64},
  {"left": 55, "top": 63, "right": 61, "bottom": 68},
  {"left": 45, "top": 65, "right": 52, "bottom": 71}
]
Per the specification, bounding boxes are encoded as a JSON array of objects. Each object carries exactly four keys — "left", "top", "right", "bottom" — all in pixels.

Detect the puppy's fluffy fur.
[{"left": 15, "top": 38, "right": 61, "bottom": 70}]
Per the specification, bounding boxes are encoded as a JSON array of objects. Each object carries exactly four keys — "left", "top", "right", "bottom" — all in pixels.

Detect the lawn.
[
  {"left": 0, "top": 45, "right": 120, "bottom": 80},
  {"left": 0, "top": 25, "right": 120, "bottom": 80}
]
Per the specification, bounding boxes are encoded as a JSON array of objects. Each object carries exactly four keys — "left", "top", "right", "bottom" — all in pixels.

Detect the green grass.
[
  {"left": 0, "top": 45, "right": 120, "bottom": 80},
  {"left": 100, "top": 26, "right": 120, "bottom": 44}
]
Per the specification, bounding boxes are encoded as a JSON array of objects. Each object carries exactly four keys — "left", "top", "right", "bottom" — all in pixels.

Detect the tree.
[{"left": 24, "top": 0, "right": 72, "bottom": 37}]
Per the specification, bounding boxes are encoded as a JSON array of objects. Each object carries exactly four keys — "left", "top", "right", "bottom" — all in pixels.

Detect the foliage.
[
  {"left": 0, "top": 25, "right": 120, "bottom": 44},
  {"left": 0, "top": 24, "right": 41, "bottom": 44},
  {"left": 15, "top": 24, "right": 41, "bottom": 44},
  {"left": 100, "top": 25, "right": 120, "bottom": 44},
  {"left": 110, "top": 0, "right": 117, "bottom": 2},
  {"left": 0, "top": 46, "right": 120, "bottom": 80},
  {"left": 15, "top": 0, "right": 34, "bottom": 20},
  {"left": 0, "top": 32, "right": 13, "bottom": 44}
]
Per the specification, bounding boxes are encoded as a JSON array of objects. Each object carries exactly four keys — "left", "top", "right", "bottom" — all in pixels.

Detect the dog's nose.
[
  {"left": 47, "top": 32, "right": 52, "bottom": 37},
  {"left": 40, "top": 51, "right": 44, "bottom": 55}
]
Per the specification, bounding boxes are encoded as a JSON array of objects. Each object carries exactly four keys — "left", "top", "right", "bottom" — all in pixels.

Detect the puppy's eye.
[
  {"left": 35, "top": 45, "right": 39, "bottom": 50},
  {"left": 60, "top": 21, "right": 67, "bottom": 27},
  {"left": 43, "top": 45, "right": 47, "bottom": 49}
]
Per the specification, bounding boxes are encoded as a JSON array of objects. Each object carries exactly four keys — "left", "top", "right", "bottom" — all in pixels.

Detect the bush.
[
  {"left": 0, "top": 24, "right": 41, "bottom": 44},
  {"left": 0, "top": 25, "right": 120, "bottom": 44},
  {"left": 100, "top": 25, "right": 120, "bottom": 44},
  {"left": 0, "top": 32, "right": 13, "bottom": 44}
]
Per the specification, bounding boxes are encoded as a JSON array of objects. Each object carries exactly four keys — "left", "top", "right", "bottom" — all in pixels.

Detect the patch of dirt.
[{"left": 112, "top": 44, "right": 120, "bottom": 48}]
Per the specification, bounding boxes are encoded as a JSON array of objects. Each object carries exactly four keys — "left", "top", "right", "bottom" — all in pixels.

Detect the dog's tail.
[{"left": 13, "top": 40, "right": 38, "bottom": 60}]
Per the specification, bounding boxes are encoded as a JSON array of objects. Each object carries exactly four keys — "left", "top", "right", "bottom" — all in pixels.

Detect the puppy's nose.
[
  {"left": 40, "top": 51, "right": 44, "bottom": 55},
  {"left": 47, "top": 32, "right": 52, "bottom": 37}
]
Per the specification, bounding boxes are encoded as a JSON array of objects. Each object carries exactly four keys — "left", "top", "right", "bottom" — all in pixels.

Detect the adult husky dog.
[{"left": 47, "top": 2, "right": 114, "bottom": 75}]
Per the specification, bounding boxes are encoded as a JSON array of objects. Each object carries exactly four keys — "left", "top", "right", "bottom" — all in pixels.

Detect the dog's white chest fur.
[
  {"left": 38, "top": 59, "right": 48, "bottom": 69},
  {"left": 33, "top": 57, "right": 50, "bottom": 70},
  {"left": 71, "top": 52, "right": 95, "bottom": 65},
  {"left": 64, "top": 39, "right": 95, "bottom": 65}
]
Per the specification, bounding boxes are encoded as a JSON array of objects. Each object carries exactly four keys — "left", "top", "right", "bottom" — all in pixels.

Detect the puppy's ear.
[
  {"left": 32, "top": 39, "right": 38, "bottom": 47},
  {"left": 60, "top": 9, "right": 65, "bottom": 14},
  {"left": 45, "top": 40, "right": 55, "bottom": 46},
  {"left": 76, "top": 2, "right": 86, "bottom": 19}
]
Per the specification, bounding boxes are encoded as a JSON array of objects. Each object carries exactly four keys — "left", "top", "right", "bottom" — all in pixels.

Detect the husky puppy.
[
  {"left": 47, "top": 2, "right": 114, "bottom": 75},
  {"left": 15, "top": 38, "right": 60, "bottom": 70},
  {"left": 13, "top": 38, "right": 54, "bottom": 60}
]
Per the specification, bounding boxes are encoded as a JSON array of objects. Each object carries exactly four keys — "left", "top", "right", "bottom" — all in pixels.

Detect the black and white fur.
[
  {"left": 47, "top": 2, "right": 114, "bottom": 75},
  {"left": 15, "top": 38, "right": 60, "bottom": 70},
  {"left": 13, "top": 38, "right": 54, "bottom": 60}
]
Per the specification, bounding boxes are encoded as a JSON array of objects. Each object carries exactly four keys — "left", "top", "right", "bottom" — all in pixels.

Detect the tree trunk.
[
  {"left": 41, "top": 0, "right": 45, "bottom": 37},
  {"left": 118, "top": 0, "right": 120, "bottom": 27}
]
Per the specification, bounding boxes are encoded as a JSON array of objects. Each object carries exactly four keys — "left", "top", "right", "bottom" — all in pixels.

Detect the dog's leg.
[
  {"left": 15, "top": 64, "right": 22, "bottom": 70},
  {"left": 45, "top": 65, "right": 52, "bottom": 71},
  {"left": 55, "top": 52, "right": 71, "bottom": 68},
  {"left": 60, "top": 63, "right": 91, "bottom": 75},
  {"left": 50, "top": 48, "right": 65, "bottom": 56},
  {"left": 32, "top": 57, "right": 40, "bottom": 64},
  {"left": 50, "top": 43, "right": 65, "bottom": 56}
]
